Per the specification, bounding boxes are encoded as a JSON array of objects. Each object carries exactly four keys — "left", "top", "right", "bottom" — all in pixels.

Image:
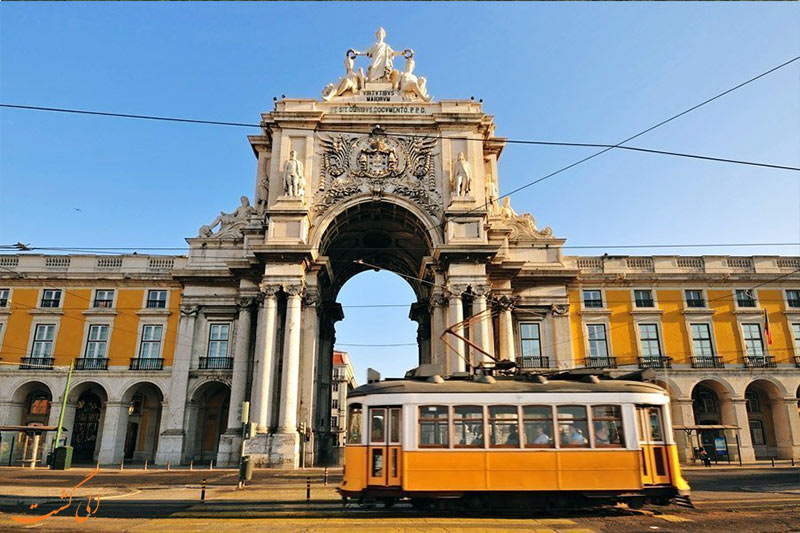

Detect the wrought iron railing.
[
  {"left": 129, "top": 357, "right": 164, "bottom": 370},
  {"left": 20, "top": 357, "right": 54, "bottom": 370},
  {"left": 74, "top": 358, "right": 109, "bottom": 370},
  {"left": 638, "top": 356, "right": 672, "bottom": 369},
  {"left": 583, "top": 356, "right": 617, "bottom": 369},
  {"left": 198, "top": 357, "right": 234, "bottom": 370},
  {"left": 691, "top": 356, "right": 724, "bottom": 368},
  {"left": 517, "top": 356, "right": 551, "bottom": 369},
  {"left": 743, "top": 355, "right": 776, "bottom": 368}
]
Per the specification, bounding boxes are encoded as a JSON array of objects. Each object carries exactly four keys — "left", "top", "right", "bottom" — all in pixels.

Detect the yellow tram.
[{"left": 339, "top": 372, "right": 691, "bottom": 510}]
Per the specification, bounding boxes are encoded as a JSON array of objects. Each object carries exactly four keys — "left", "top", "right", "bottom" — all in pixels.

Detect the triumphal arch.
[{"left": 170, "top": 29, "right": 570, "bottom": 468}]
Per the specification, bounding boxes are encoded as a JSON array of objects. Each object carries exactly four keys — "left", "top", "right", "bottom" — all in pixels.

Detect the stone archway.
[
  {"left": 187, "top": 380, "right": 230, "bottom": 464},
  {"left": 745, "top": 379, "right": 793, "bottom": 460},
  {"left": 690, "top": 379, "right": 736, "bottom": 460},
  {"left": 4, "top": 381, "right": 54, "bottom": 466},
  {"left": 119, "top": 382, "right": 164, "bottom": 463}
]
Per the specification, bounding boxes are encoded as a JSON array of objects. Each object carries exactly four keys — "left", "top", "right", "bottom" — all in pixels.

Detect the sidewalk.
[{"left": 682, "top": 459, "right": 798, "bottom": 471}]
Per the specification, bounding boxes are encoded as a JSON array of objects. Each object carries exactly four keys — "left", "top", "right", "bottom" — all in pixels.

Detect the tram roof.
[{"left": 348, "top": 376, "right": 666, "bottom": 398}]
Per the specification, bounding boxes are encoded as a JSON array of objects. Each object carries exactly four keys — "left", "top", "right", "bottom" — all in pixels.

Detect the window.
[
  {"left": 685, "top": 290, "right": 705, "bottom": 308},
  {"left": 93, "top": 290, "right": 114, "bottom": 308},
  {"left": 634, "top": 289, "right": 654, "bottom": 308},
  {"left": 28, "top": 391, "right": 50, "bottom": 415},
  {"left": 786, "top": 290, "right": 800, "bottom": 308},
  {"left": 745, "top": 390, "right": 761, "bottom": 413},
  {"left": 522, "top": 405, "right": 554, "bottom": 448},
  {"left": 587, "top": 324, "right": 608, "bottom": 357},
  {"left": 207, "top": 323, "right": 229, "bottom": 358},
  {"left": 749, "top": 420, "right": 766, "bottom": 446},
  {"left": 332, "top": 382, "right": 339, "bottom": 392},
  {"left": 146, "top": 290, "right": 167, "bottom": 309},
  {"left": 84, "top": 325, "right": 109, "bottom": 358},
  {"left": 418, "top": 406, "right": 449, "bottom": 447},
  {"left": 583, "top": 290, "right": 603, "bottom": 308},
  {"left": 695, "top": 390, "right": 718, "bottom": 415},
  {"left": 332, "top": 368, "right": 341, "bottom": 380},
  {"left": 592, "top": 405, "right": 625, "bottom": 447},
  {"left": 638, "top": 324, "right": 662, "bottom": 358},
  {"left": 370, "top": 409, "right": 385, "bottom": 442},
  {"left": 519, "top": 323, "right": 541, "bottom": 364},
  {"left": 31, "top": 324, "right": 56, "bottom": 357},
  {"left": 139, "top": 325, "right": 162, "bottom": 358},
  {"left": 691, "top": 324, "right": 714, "bottom": 357},
  {"left": 453, "top": 406, "right": 484, "bottom": 448},
  {"left": 0, "top": 289, "right": 9, "bottom": 307},
  {"left": 489, "top": 406, "right": 520, "bottom": 447},
  {"left": 736, "top": 289, "right": 756, "bottom": 308},
  {"left": 347, "top": 404, "right": 362, "bottom": 444},
  {"left": 331, "top": 416, "right": 339, "bottom": 429},
  {"left": 742, "top": 323, "right": 764, "bottom": 357},
  {"left": 557, "top": 406, "right": 589, "bottom": 447},
  {"left": 41, "top": 289, "right": 62, "bottom": 308},
  {"left": 331, "top": 399, "right": 339, "bottom": 410},
  {"left": 793, "top": 323, "right": 800, "bottom": 352}
]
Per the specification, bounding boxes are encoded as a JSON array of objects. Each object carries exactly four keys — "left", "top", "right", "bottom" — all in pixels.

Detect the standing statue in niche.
[
  {"left": 198, "top": 196, "right": 256, "bottom": 238},
  {"left": 352, "top": 27, "right": 405, "bottom": 82},
  {"left": 450, "top": 152, "right": 472, "bottom": 197},
  {"left": 283, "top": 150, "right": 305, "bottom": 198},
  {"left": 486, "top": 173, "right": 500, "bottom": 215},
  {"left": 321, "top": 54, "right": 366, "bottom": 101},
  {"left": 396, "top": 56, "right": 432, "bottom": 102}
]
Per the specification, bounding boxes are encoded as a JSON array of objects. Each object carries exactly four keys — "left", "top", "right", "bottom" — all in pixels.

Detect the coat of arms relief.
[{"left": 313, "top": 125, "right": 442, "bottom": 217}]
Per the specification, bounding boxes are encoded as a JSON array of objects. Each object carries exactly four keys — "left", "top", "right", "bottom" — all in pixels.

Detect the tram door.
[
  {"left": 366, "top": 407, "right": 402, "bottom": 487},
  {"left": 636, "top": 406, "right": 671, "bottom": 485}
]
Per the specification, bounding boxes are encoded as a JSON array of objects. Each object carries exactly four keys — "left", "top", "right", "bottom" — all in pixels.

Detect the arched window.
[{"left": 745, "top": 390, "right": 761, "bottom": 413}]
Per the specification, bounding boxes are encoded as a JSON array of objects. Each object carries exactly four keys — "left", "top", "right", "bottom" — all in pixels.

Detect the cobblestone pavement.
[{"left": 0, "top": 466, "right": 797, "bottom": 531}]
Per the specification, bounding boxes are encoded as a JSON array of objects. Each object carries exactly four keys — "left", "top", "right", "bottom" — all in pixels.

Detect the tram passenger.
[
  {"left": 532, "top": 425, "right": 551, "bottom": 445},
  {"left": 594, "top": 423, "right": 611, "bottom": 445},
  {"left": 505, "top": 427, "right": 519, "bottom": 446}
]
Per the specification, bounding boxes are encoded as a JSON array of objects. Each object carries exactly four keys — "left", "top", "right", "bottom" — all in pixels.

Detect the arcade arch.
[
  {"left": 745, "top": 379, "right": 789, "bottom": 460},
  {"left": 119, "top": 382, "right": 164, "bottom": 463},
  {"left": 68, "top": 381, "right": 108, "bottom": 463},
  {"left": 691, "top": 379, "right": 735, "bottom": 456},
  {"left": 187, "top": 380, "right": 230, "bottom": 464}
]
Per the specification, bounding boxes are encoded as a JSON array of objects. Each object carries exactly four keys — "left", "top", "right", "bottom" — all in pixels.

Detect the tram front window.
[{"left": 347, "top": 404, "right": 362, "bottom": 444}]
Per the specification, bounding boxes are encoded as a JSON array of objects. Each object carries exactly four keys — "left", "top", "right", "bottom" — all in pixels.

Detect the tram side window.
[
  {"left": 523, "top": 405, "right": 555, "bottom": 447},
  {"left": 557, "top": 406, "right": 589, "bottom": 447},
  {"left": 419, "top": 406, "right": 449, "bottom": 447},
  {"left": 591, "top": 405, "right": 625, "bottom": 447},
  {"left": 347, "top": 404, "right": 362, "bottom": 444},
  {"left": 489, "top": 406, "right": 520, "bottom": 448},
  {"left": 454, "top": 406, "right": 484, "bottom": 447}
]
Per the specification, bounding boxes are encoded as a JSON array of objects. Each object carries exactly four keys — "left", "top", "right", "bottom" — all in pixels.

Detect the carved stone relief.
[{"left": 314, "top": 125, "right": 441, "bottom": 217}]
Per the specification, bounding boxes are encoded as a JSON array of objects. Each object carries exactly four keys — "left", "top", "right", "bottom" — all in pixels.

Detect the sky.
[{"left": 1, "top": 3, "right": 799, "bottom": 382}]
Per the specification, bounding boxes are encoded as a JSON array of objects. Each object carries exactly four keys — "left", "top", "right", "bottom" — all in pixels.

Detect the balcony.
[
  {"left": 638, "top": 356, "right": 672, "bottom": 369},
  {"left": 129, "top": 358, "right": 164, "bottom": 371},
  {"left": 198, "top": 357, "right": 234, "bottom": 370},
  {"left": 583, "top": 356, "right": 617, "bottom": 369},
  {"left": 517, "top": 356, "right": 551, "bottom": 369},
  {"left": 691, "top": 356, "right": 724, "bottom": 369},
  {"left": 74, "top": 358, "right": 109, "bottom": 370},
  {"left": 19, "top": 357, "right": 54, "bottom": 370},
  {"left": 744, "top": 355, "right": 777, "bottom": 369}
]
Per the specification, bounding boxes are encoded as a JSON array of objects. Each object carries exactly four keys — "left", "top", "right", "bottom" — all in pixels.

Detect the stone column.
[
  {"left": 447, "top": 285, "right": 466, "bottom": 374},
  {"left": 227, "top": 297, "right": 255, "bottom": 431},
  {"left": 218, "top": 297, "right": 255, "bottom": 466},
  {"left": 409, "top": 301, "right": 431, "bottom": 365},
  {"left": 773, "top": 398, "right": 800, "bottom": 460},
  {"left": 498, "top": 305, "right": 516, "bottom": 362},
  {"left": 428, "top": 291, "right": 448, "bottom": 373},
  {"left": 730, "top": 398, "right": 756, "bottom": 463},
  {"left": 673, "top": 398, "right": 696, "bottom": 463},
  {"left": 97, "top": 401, "right": 128, "bottom": 465},
  {"left": 155, "top": 305, "right": 199, "bottom": 465},
  {"left": 472, "top": 286, "right": 492, "bottom": 366},
  {"left": 272, "top": 284, "right": 303, "bottom": 468},
  {"left": 299, "top": 289, "right": 320, "bottom": 468},
  {"left": 252, "top": 286, "right": 279, "bottom": 432}
]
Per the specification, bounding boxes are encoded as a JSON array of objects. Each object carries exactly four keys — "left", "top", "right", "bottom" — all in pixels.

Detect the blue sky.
[{"left": 1, "top": 3, "right": 799, "bottom": 382}]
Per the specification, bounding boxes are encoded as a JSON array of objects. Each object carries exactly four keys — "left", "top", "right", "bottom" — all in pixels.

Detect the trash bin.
[
  {"left": 51, "top": 446, "right": 73, "bottom": 470},
  {"left": 240, "top": 456, "right": 253, "bottom": 481}
]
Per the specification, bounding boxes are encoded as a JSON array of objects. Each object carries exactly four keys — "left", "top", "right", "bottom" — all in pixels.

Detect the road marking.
[{"left": 657, "top": 515, "right": 693, "bottom": 522}]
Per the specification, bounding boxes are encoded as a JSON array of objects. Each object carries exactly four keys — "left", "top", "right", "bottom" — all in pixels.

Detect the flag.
[{"left": 764, "top": 308, "right": 772, "bottom": 345}]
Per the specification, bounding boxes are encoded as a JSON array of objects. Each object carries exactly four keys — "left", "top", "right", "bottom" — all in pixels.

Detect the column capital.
[
  {"left": 284, "top": 284, "right": 305, "bottom": 297},
  {"left": 493, "top": 295, "right": 519, "bottom": 311},
  {"left": 180, "top": 305, "right": 200, "bottom": 317},
  {"left": 550, "top": 303, "right": 570, "bottom": 316},
  {"left": 446, "top": 283, "right": 469, "bottom": 297},
  {"left": 259, "top": 283, "right": 282, "bottom": 298},
  {"left": 302, "top": 290, "right": 321, "bottom": 307},
  {"left": 472, "top": 284, "right": 491, "bottom": 297},
  {"left": 236, "top": 295, "right": 258, "bottom": 310}
]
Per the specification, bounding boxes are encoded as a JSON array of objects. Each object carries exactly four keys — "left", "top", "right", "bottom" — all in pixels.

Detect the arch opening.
[
  {"left": 744, "top": 379, "right": 784, "bottom": 460},
  {"left": 187, "top": 381, "right": 230, "bottom": 464},
  {"left": 120, "top": 382, "right": 164, "bottom": 463},
  {"left": 691, "top": 380, "right": 735, "bottom": 458}
]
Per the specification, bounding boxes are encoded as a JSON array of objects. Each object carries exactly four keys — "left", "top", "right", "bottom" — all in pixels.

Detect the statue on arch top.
[
  {"left": 198, "top": 196, "right": 257, "bottom": 239},
  {"left": 322, "top": 54, "right": 366, "bottom": 101},
  {"left": 352, "top": 27, "right": 406, "bottom": 83}
]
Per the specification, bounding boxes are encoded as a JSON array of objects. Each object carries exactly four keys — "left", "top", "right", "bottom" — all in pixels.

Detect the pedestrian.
[{"left": 699, "top": 447, "right": 712, "bottom": 467}]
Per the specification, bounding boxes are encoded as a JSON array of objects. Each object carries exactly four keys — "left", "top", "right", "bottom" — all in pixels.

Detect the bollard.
[
  {"left": 792, "top": 458, "right": 795, "bottom": 467},
  {"left": 306, "top": 477, "right": 311, "bottom": 502},
  {"left": 96, "top": 459, "right": 100, "bottom": 470},
  {"left": 324, "top": 466, "right": 328, "bottom": 486},
  {"left": 167, "top": 461, "right": 171, "bottom": 471},
  {"left": 190, "top": 460, "right": 193, "bottom": 471},
  {"left": 772, "top": 457, "right": 775, "bottom": 467},
  {"left": 120, "top": 458, "right": 124, "bottom": 471},
  {"left": 201, "top": 478, "right": 206, "bottom": 503},
  {"left": 210, "top": 460, "right": 214, "bottom": 471},
  {"left": 144, "top": 459, "right": 148, "bottom": 471}
]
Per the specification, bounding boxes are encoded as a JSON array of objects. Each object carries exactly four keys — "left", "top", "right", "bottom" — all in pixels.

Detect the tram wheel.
[
  {"left": 545, "top": 494, "right": 573, "bottom": 516},
  {"left": 626, "top": 497, "right": 646, "bottom": 510},
  {"left": 380, "top": 497, "right": 397, "bottom": 508}
]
